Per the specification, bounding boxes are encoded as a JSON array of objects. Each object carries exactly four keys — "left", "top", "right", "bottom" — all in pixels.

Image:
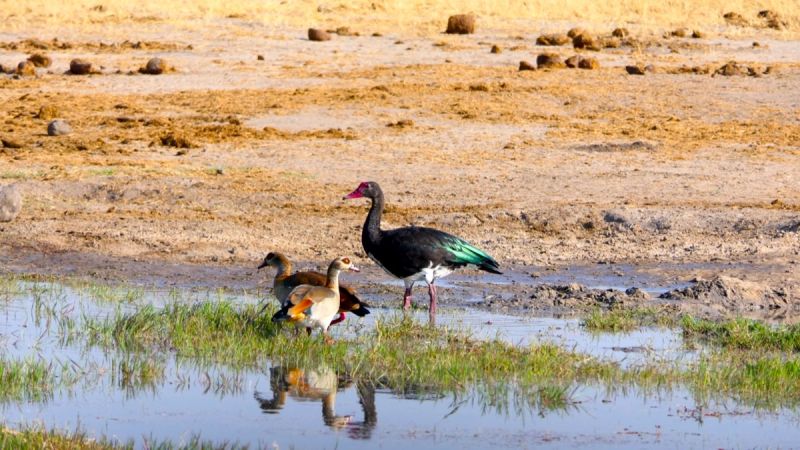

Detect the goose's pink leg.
[
  {"left": 402, "top": 284, "right": 414, "bottom": 310},
  {"left": 428, "top": 283, "right": 437, "bottom": 317},
  {"left": 329, "top": 312, "right": 346, "bottom": 326}
]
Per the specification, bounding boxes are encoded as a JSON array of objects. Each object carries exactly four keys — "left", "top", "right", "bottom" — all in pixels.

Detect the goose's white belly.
[{"left": 299, "top": 300, "right": 340, "bottom": 330}]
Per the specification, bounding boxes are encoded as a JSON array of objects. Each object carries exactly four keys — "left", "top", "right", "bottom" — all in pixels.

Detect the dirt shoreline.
[{"left": 2, "top": 244, "right": 797, "bottom": 320}]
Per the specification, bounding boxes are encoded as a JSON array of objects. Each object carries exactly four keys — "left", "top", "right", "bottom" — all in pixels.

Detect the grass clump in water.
[
  {"left": 690, "top": 351, "right": 800, "bottom": 409},
  {"left": 0, "top": 358, "right": 59, "bottom": 402},
  {"left": 83, "top": 300, "right": 630, "bottom": 395},
  {"left": 681, "top": 316, "right": 800, "bottom": 352},
  {"left": 83, "top": 282, "right": 145, "bottom": 304},
  {"left": 582, "top": 307, "right": 676, "bottom": 332},
  {"left": 0, "top": 426, "right": 122, "bottom": 450},
  {"left": 0, "top": 426, "right": 249, "bottom": 449}
]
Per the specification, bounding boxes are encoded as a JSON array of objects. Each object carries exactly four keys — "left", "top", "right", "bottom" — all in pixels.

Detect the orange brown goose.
[
  {"left": 271, "top": 256, "right": 360, "bottom": 342},
  {"left": 258, "top": 252, "right": 370, "bottom": 325}
]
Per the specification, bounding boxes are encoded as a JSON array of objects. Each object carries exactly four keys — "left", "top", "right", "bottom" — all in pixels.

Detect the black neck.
[{"left": 362, "top": 192, "right": 384, "bottom": 247}]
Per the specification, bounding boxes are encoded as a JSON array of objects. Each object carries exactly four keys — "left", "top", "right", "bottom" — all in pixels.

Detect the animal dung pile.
[
  {"left": 714, "top": 61, "right": 771, "bottom": 77},
  {"left": 445, "top": 14, "right": 475, "bottom": 34}
]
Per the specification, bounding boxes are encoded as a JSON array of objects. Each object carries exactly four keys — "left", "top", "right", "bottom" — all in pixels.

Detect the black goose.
[{"left": 344, "top": 181, "right": 501, "bottom": 317}]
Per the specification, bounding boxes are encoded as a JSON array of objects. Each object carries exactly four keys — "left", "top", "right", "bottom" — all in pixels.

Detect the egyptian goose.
[
  {"left": 258, "top": 252, "right": 369, "bottom": 325},
  {"left": 344, "top": 181, "right": 501, "bottom": 318},
  {"left": 271, "top": 257, "right": 359, "bottom": 342}
]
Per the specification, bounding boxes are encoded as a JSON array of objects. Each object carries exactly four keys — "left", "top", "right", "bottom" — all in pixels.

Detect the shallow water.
[{"left": 1, "top": 281, "right": 799, "bottom": 448}]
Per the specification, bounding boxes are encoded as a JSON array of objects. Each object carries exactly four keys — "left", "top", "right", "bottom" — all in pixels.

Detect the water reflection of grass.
[{"left": 0, "top": 358, "right": 60, "bottom": 403}]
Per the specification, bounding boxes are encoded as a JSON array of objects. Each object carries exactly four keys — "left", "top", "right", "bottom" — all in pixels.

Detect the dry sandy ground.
[{"left": 1, "top": 3, "right": 799, "bottom": 317}]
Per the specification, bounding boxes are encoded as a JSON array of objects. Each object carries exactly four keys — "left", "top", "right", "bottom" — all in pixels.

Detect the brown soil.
[{"left": 0, "top": 14, "right": 798, "bottom": 318}]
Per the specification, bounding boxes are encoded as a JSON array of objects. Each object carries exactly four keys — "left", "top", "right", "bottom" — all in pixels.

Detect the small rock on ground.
[
  {"left": 723, "top": 11, "right": 748, "bottom": 27},
  {"left": 445, "top": 14, "right": 475, "bottom": 34},
  {"left": 565, "top": 55, "right": 582, "bottom": 68},
  {"left": 572, "top": 32, "right": 600, "bottom": 51},
  {"left": 16, "top": 61, "right": 36, "bottom": 76},
  {"left": 537, "top": 53, "right": 565, "bottom": 69},
  {"left": 612, "top": 27, "right": 629, "bottom": 38},
  {"left": 69, "top": 59, "right": 93, "bottom": 75},
  {"left": 27, "top": 53, "right": 52, "bottom": 67},
  {"left": 139, "top": 57, "right": 169, "bottom": 75},
  {"left": 490, "top": 44, "right": 502, "bottom": 54},
  {"left": 518, "top": 60, "right": 536, "bottom": 71},
  {"left": 625, "top": 64, "right": 646, "bottom": 75},
  {"left": 0, "top": 184, "right": 22, "bottom": 222},
  {"left": 567, "top": 27, "right": 586, "bottom": 38},
  {"left": 37, "top": 105, "right": 59, "bottom": 120},
  {"left": 47, "top": 119, "right": 72, "bottom": 136},
  {"left": 308, "top": 28, "right": 332, "bottom": 41},
  {"left": 578, "top": 56, "right": 599, "bottom": 69},
  {"left": 536, "top": 33, "right": 570, "bottom": 46}
]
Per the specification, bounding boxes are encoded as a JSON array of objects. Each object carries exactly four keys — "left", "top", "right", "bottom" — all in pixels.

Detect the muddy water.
[{"left": 1, "top": 282, "right": 799, "bottom": 448}]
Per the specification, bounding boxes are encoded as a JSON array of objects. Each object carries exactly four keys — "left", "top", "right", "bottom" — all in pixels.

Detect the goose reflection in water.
[{"left": 255, "top": 366, "right": 377, "bottom": 439}]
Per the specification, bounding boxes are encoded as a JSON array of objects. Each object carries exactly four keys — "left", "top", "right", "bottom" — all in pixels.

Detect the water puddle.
[
  {"left": 1, "top": 280, "right": 799, "bottom": 448},
  {"left": 354, "top": 308, "right": 691, "bottom": 368}
]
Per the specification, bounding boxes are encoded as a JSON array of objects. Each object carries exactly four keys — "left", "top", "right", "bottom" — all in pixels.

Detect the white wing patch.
[{"left": 404, "top": 262, "right": 453, "bottom": 285}]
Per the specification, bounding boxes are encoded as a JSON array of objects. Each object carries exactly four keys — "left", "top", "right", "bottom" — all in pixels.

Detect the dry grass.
[{"left": 2, "top": 0, "right": 798, "bottom": 34}]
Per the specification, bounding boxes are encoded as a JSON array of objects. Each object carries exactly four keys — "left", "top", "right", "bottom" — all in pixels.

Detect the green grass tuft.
[
  {"left": 582, "top": 307, "right": 676, "bottom": 332},
  {"left": 681, "top": 316, "right": 800, "bottom": 352},
  {"left": 0, "top": 426, "right": 125, "bottom": 450}
]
